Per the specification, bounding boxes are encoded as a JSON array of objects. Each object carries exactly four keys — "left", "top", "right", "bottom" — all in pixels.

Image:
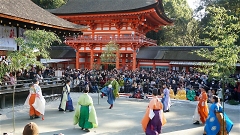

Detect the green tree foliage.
[
  {"left": 31, "top": 0, "right": 67, "bottom": 9},
  {"left": 196, "top": 0, "right": 240, "bottom": 18},
  {"left": 100, "top": 41, "right": 119, "bottom": 64},
  {"left": 197, "top": 0, "right": 240, "bottom": 45},
  {"left": 147, "top": 0, "right": 201, "bottom": 46},
  {"left": 195, "top": 6, "right": 240, "bottom": 83}
]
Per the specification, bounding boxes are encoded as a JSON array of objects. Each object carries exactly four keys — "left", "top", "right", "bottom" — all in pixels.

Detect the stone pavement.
[{"left": 0, "top": 92, "right": 239, "bottom": 135}]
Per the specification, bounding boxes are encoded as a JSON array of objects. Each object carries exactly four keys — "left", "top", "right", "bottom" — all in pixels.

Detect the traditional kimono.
[
  {"left": 101, "top": 79, "right": 119, "bottom": 105},
  {"left": 73, "top": 93, "right": 98, "bottom": 129},
  {"left": 175, "top": 88, "right": 187, "bottom": 100},
  {"left": 59, "top": 84, "right": 74, "bottom": 111},
  {"left": 105, "top": 79, "right": 119, "bottom": 98},
  {"left": 162, "top": 88, "right": 171, "bottom": 112},
  {"left": 169, "top": 88, "right": 175, "bottom": 99},
  {"left": 193, "top": 91, "right": 208, "bottom": 124},
  {"left": 204, "top": 103, "right": 233, "bottom": 135},
  {"left": 187, "top": 89, "right": 196, "bottom": 101},
  {"left": 142, "top": 96, "right": 167, "bottom": 135},
  {"left": 24, "top": 84, "right": 45, "bottom": 120},
  {"left": 101, "top": 86, "right": 116, "bottom": 105}
]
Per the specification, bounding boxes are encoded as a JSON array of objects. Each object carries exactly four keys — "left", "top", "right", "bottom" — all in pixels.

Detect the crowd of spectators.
[
  {"left": 0, "top": 66, "right": 56, "bottom": 87},
  {"left": 1, "top": 66, "right": 240, "bottom": 103},
  {"left": 62, "top": 68, "right": 240, "bottom": 103}
]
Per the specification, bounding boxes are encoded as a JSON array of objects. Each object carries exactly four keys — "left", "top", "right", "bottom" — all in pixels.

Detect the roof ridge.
[
  {"left": 50, "top": 0, "right": 159, "bottom": 14},
  {"left": 58, "top": 50, "right": 70, "bottom": 57}
]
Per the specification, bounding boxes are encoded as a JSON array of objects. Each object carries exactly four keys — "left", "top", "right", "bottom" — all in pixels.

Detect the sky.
[
  {"left": 187, "top": 0, "right": 201, "bottom": 10},
  {"left": 187, "top": 0, "right": 206, "bottom": 19}
]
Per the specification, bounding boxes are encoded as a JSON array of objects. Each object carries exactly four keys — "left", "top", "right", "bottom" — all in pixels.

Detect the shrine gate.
[{"left": 51, "top": 0, "right": 173, "bottom": 70}]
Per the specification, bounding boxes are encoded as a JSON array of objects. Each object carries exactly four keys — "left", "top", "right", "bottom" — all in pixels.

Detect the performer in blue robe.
[
  {"left": 101, "top": 75, "right": 119, "bottom": 109},
  {"left": 59, "top": 80, "right": 74, "bottom": 112},
  {"left": 101, "top": 84, "right": 116, "bottom": 109},
  {"left": 203, "top": 95, "right": 233, "bottom": 135},
  {"left": 162, "top": 84, "right": 171, "bottom": 112}
]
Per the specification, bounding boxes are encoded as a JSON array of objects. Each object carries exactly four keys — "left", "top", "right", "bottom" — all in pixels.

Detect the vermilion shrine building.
[{"left": 51, "top": 0, "right": 173, "bottom": 70}]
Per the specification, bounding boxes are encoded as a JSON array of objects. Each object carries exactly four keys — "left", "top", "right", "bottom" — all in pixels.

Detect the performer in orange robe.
[
  {"left": 24, "top": 83, "right": 41, "bottom": 119},
  {"left": 24, "top": 79, "right": 45, "bottom": 120},
  {"left": 29, "top": 93, "right": 41, "bottom": 118},
  {"left": 193, "top": 86, "right": 209, "bottom": 124},
  {"left": 141, "top": 89, "right": 166, "bottom": 135}
]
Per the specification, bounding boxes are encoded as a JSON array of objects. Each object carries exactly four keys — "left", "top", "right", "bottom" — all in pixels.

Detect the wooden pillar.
[
  {"left": 137, "top": 60, "right": 140, "bottom": 69},
  {"left": 186, "top": 66, "right": 189, "bottom": 72},
  {"left": 122, "top": 53, "right": 126, "bottom": 66},
  {"left": 84, "top": 53, "right": 87, "bottom": 69},
  {"left": 104, "top": 64, "right": 108, "bottom": 70},
  {"left": 90, "top": 45, "right": 94, "bottom": 69},
  {"left": 132, "top": 44, "right": 139, "bottom": 71},
  {"left": 76, "top": 47, "right": 79, "bottom": 70},
  {"left": 97, "top": 54, "right": 101, "bottom": 70},
  {"left": 153, "top": 60, "right": 156, "bottom": 70},
  {"left": 169, "top": 65, "right": 172, "bottom": 71},
  {"left": 116, "top": 51, "right": 119, "bottom": 69},
  {"left": 132, "top": 50, "right": 136, "bottom": 70}
]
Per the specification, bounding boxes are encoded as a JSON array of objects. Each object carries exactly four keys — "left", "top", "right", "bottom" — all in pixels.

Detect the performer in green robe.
[
  {"left": 187, "top": 87, "right": 196, "bottom": 101},
  {"left": 73, "top": 85, "right": 98, "bottom": 132}
]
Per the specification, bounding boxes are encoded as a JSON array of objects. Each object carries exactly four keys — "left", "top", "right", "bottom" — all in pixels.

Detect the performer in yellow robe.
[
  {"left": 175, "top": 86, "right": 187, "bottom": 100},
  {"left": 169, "top": 86, "right": 175, "bottom": 99}
]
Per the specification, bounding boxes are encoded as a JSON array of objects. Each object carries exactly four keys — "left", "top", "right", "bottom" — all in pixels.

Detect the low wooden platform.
[
  {"left": 118, "top": 93, "right": 131, "bottom": 98},
  {"left": 0, "top": 77, "right": 63, "bottom": 108}
]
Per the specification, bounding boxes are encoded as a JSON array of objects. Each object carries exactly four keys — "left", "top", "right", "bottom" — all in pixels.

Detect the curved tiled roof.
[
  {"left": 50, "top": 0, "right": 173, "bottom": 24},
  {"left": 136, "top": 46, "right": 214, "bottom": 60},
  {"left": 49, "top": 46, "right": 213, "bottom": 61},
  {"left": 51, "top": 0, "right": 158, "bottom": 14},
  {"left": 0, "top": 0, "right": 86, "bottom": 31}
]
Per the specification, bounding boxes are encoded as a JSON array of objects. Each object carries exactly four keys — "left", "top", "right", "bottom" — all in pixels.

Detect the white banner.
[{"left": 0, "top": 25, "right": 17, "bottom": 51}]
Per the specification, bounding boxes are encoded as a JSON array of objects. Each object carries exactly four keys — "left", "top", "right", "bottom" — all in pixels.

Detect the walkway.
[{"left": 0, "top": 93, "right": 239, "bottom": 135}]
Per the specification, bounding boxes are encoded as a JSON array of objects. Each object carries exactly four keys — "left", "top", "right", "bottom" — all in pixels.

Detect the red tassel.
[{"left": 42, "top": 115, "right": 44, "bottom": 120}]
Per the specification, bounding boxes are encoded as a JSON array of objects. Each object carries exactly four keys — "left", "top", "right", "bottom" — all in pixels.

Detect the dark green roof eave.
[
  {"left": 51, "top": 3, "right": 157, "bottom": 15},
  {"left": 154, "top": 1, "right": 173, "bottom": 23},
  {"left": 0, "top": 0, "right": 86, "bottom": 31},
  {"left": 50, "top": 0, "right": 172, "bottom": 23},
  {"left": 136, "top": 46, "right": 214, "bottom": 60}
]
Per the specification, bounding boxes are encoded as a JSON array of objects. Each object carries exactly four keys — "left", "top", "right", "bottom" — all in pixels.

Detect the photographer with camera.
[{"left": 78, "top": 77, "right": 85, "bottom": 92}]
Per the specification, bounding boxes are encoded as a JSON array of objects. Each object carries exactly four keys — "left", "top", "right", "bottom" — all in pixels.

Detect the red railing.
[{"left": 65, "top": 35, "right": 157, "bottom": 45}]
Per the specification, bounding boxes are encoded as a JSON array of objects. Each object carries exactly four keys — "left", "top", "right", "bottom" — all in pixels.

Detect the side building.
[
  {"left": 137, "top": 46, "right": 213, "bottom": 72},
  {"left": 0, "top": 0, "right": 85, "bottom": 62},
  {"left": 47, "top": 46, "right": 231, "bottom": 73}
]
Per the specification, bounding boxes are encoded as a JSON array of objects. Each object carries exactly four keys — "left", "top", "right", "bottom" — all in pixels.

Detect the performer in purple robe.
[{"left": 142, "top": 89, "right": 167, "bottom": 135}]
